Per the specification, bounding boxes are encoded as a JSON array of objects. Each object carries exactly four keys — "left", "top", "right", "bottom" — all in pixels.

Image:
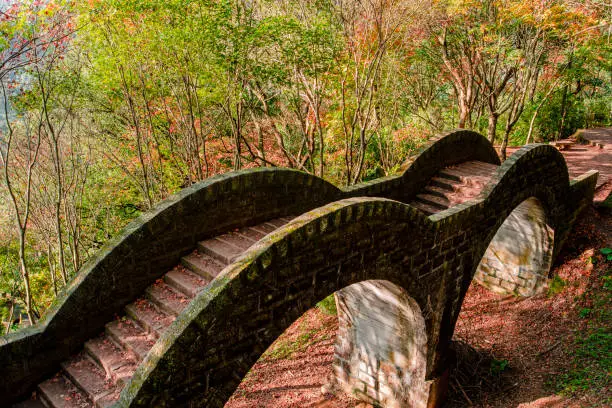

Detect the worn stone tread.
[
  {"left": 216, "top": 231, "right": 254, "bottom": 251},
  {"left": 38, "top": 375, "right": 90, "bottom": 408},
  {"left": 181, "top": 251, "right": 224, "bottom": 280},
  {"left": 61, "top": 353, "right": 115, "bottom": 404},
  {"left": 408, "top": 200, "right": 438, "bottom": 215},
  {"left": 105, "top": 319, "right": 154, "bottom": 362},
  {"left": 250, "top": 222, "right": 276, "bottom": 234},
  {"left": 84, "top": 335, "right": 136, "bottom": 386},
  {"left": 412, "top": 160, "right": 499, "bottom": 215},
  {"left": 437, "top": 168, "right": 464, "bottom": 181},
  {"left": 266, "top": 218, "right": 290, "bottom": 228},
  {"left": 197, "top": 237, "right": 242, "bottom": 264},
  {"left": 423, "top": 184, "right": 453, "bottom": 197},
  {"left": 430, "top": 176, "right": 461, "bottom": 190},
  {"left": 415, "top": 193, "right": 450, "bottom": 210},
  {"left": 164, "top": 267, "right": 209, "bottom": 297},
  {"left": 235, "top": 227, "right": 265, "bottom": 242},
  {"left": 125, "top": 299, "right": 173, "bottom": 336},
  {"left": 18, "top": 216, "right": 296, "bottom": 408},
  {"left": 145, "top": 280, "right": 189, "bottom": 316}
]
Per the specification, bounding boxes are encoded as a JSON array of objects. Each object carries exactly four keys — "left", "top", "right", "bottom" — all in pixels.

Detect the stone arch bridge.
[{"left": 1, "top": 130, "right": 598, "bottom": 408}]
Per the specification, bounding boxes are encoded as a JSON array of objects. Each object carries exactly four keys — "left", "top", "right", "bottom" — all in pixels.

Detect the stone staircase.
[
  {"left": 13, "top": 218, "right": 295, "bottom": 408},
  {"left": 409, "top": 161, "right": 499, "bottom": 215}
]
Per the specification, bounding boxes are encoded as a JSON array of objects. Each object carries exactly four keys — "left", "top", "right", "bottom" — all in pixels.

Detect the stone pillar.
[
  {"left": 475, "top": 197, "right": 554, "bottom": 296},
  {"left": 332, "top": 280, "right": 430, "bottom": 408}
]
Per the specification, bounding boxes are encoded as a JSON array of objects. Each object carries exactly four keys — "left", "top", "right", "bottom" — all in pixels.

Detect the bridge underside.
[
  {"left": 475, "top": 197, "right": 554, "bottom": 296},
  {"left": 1, "top": 130, "right": 599, "bottom": 408},
  {"left": 334, "top": 281, "right": 429, "bottom": 408}
]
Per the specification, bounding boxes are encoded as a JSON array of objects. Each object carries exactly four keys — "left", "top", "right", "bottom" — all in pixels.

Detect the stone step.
[
  {"left": 61, "top": 353, "right": 117, "bottom": 406},
  {"left": 164, "top": 267, "right": 209, "bottom": 298},
  {"left": 105, "top": 318, "right": 155, "bottom": 362},
  {"left": 249, "top": 222, "right": 276, "bottom": 235},
  {"left": 181, "top": 251, "right": 225, "bottom": 280},
  {"left": 125, "top": 299, "right": 173, "bottom": 336},
  {"left": 440, "top": 164, "right": 496, "bottom": 184},
  {"left": 430, "top": 177, "right": 460, "bottom": 191},
  {"left": 409, "top": 200, "right": 439, "bottom": 215},
  {"left": 437, "top": 168, "right": 463, "bottom": 182},
  {"left": 216, "top": 231, "right": 255, "bottom": 251},
  {"left": 84, "top": 335, "right": 136, "bottom": 387},
  {"left": 236, "top": 227, "right": 266, "bottom": 242},
  {"left": 145, "top": 281, "right": 189, "bottom": 316},
  {"left": 266, "top": 218, "right": 291, "bottom": 228},
  {"left": 454, "top": 160, "right": 497, "bottom": 172},
  {"left": 423, "top": 184, "right": 452, "bottom": 198},
  {"left": 415, "top": 194, "right": 450, "bottom": 210},
  {"left": 18, "top": 216, "right": 296, "bottom": 407},
  {"left": 197, "top": 237, "right": 242, "bottom": 265},
  {"left": 38, "top": 374, "right": 90, "bottom": 408}
]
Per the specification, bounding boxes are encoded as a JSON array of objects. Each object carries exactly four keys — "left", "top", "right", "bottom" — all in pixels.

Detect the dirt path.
[
  {"left": 506, "top": 127, "right": 612, "bottom": 196},
  {"left": 227, "top": 132, "right": 612, "bottom": 408}
]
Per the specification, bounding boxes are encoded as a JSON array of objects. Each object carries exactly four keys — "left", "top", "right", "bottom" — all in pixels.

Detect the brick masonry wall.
[
  {"left": 474, "top": 197, "right": 554, "bottom": 296},
  {"left": 0, "top": 131, "right": 599, "bottom": 406},
  {"left": 334, "top": 281, "right": 429, "bottom": 408},
  {"left": 0, "top": 129, "right": 504, "bottom": 404},
  {"left": 0, "top": 168, "right": 342, "bottom": 404},
  {"left": 117, "top": 144, "right": 597, "bottom": 408}
]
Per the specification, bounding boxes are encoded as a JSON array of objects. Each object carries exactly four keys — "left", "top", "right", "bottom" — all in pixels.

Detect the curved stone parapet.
[
  {"left": 345, "top": 129, "right": 501, "bottom": 201},
  {"left": 118, "top": 198, "right": 443, "bottom": 407},
  {"left": 0, "top": 168, "right": 341, "bottom": 403},
  {"left": 116, "top": 144, "right": 598, "bottom": 408},
  {"left": 1, "top": 131, "right": 599, "bottom": 407}
]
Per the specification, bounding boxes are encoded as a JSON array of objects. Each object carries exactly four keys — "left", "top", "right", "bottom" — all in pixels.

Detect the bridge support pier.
[
  {"left": 475, "top": 197, "right": 554, "bottom": 296},
  {"left": 331, "top": 280, "right": 432, "bottom": 408}
]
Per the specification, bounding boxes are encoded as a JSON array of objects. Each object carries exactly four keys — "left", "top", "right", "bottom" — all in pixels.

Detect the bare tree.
[{"left": 0, "top": 81, "right": 43, "bottom": 324}]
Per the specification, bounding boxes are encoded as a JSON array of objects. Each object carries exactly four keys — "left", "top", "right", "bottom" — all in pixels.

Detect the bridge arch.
[
  {"left": 474, "top": 197, "right": 554, "bottom": 296},
  {"left": 462, "top": 144, "right": 570, "bottom": 299},
  {"left": 334, "top": 280, "right": 428, "bottom": 407},
  {"left": 118, "top": 198, "right": 452, "bottom": 407},
  {"left": 1, "top": 130, "right": 600, "bottom": 408}
]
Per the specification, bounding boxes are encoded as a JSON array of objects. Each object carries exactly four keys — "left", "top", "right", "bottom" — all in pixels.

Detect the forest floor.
[{"left": 226, "top": 132, "right": 612, "bottom": 408}]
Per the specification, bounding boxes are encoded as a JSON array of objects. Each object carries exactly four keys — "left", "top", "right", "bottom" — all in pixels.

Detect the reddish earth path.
[
  {"left": 227, "top": 130, "right": 612, "bottom": 408},
  {"left": 506, "top": 127, "right": 612, "bottom": 198}
]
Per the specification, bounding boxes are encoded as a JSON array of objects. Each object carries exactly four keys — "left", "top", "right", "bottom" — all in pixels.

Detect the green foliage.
[
  {"left": 490, "top": 358, "right": 509, "bottom": 376},
  {"left": 548, "top": 275, "right": 567, "bottom": 296},
  {"left": 555, "top": 329, "right": 611, "bottom": 397},
  {"left": 316, "top": 294, "right": 337, "bottom": 316},
  {"left": 262, "top": 328, "right": 320, "bottom": 361},
  {"left": 600, "top": 248, "right": 612, "bottom": 262},
  {"left": 1, "top": 0, "right": 610, "bottom": 327},
  {"left": 553, "top": 268, "right": 611, "bottom": 399},
  {"left": 0, "top": 241, "right": 54, "bottom": 331}
]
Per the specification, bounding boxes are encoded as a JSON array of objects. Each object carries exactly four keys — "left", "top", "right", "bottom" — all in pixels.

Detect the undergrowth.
[
  {"left": 551, "top": 248, "right": 611, "bottom": 402},
  {"left": 316, "top": 294, "right": 337, "bottom": 316}
]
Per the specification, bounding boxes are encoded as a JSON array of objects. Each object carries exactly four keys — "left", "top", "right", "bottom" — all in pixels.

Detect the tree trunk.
[
  {"left": 557, "top": 85, "right": 569, "bottom": 140},
  {"left": 47, "top": 244, "right": 58, "bottom": 296},
  {"left": 5, "top": 302, "right": 14, "bottom": 334},
  {"left": 54, "top": 198, "right": 67, "bottom": 285},
  {"left": 458, "top": 99, "right": 469, "bottom": 129},
  {"left": 500, "top": 129, "right": 510, "bottom": 161},
  {"left": 18, "top": 231, "right": 35, "bottom": 325},
  {"left": 487, "top": 113, "right": 498, "bottom": 143},
  {"left": 526, "top": 106, "right": 541, "bottom": 144}
]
